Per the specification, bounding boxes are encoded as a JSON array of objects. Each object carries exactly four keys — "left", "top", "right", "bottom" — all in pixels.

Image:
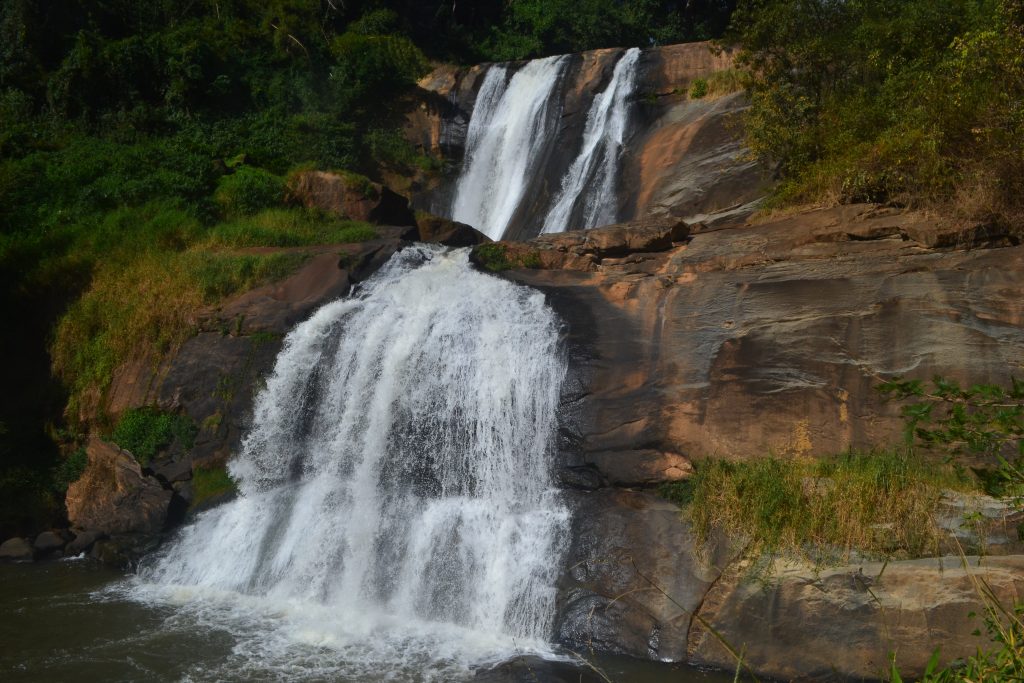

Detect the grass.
[
  {"left": 204, "top": 208, "right": 377, "bottom": 247},
  {"left": 191, "top": 464, "right": 238, "bottom": 509},
  {"left": 662, "top": 449, "right": 980, "bottom": 564},
  {"left": 52, "top": 244, "right": 307, "bottom": 421},
  {"left": 472, "top": 243, "right": 542, "bottom": 272}
]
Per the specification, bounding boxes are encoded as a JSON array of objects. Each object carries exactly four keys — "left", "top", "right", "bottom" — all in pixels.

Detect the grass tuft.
[{"left": 664, "top": 449, "right": 979, "bottom": 564}]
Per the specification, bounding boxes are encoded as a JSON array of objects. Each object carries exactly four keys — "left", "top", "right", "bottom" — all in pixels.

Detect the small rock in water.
[
  {"left": 33, "top": 531, "right": 67, "bottom": 557},
  {"left": 66, "top": 530, "right": 100, "bottom": 556},
  {"left": 0, "top": 537, "right": 34, "bottom": 562}
]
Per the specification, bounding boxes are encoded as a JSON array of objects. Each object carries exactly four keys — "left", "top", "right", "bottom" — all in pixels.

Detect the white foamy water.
[
  {"left": 451, "top": 56, "right": 569, "bottom": 240},
  {"left": 543, "top": 48, "right": 640, "bottom": 233},
  {"left": 131, "top": 245, "right": 570, "bottom": 681}
]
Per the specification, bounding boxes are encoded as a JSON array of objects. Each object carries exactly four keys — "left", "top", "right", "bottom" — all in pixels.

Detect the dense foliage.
[{"left": 731, "top": 0, "right": 1024, "bottom": 217}]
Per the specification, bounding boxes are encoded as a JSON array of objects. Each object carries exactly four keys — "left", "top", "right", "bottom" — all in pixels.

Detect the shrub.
[
  {"left": 111, "top": 407, "right": 196, "bottom": 466},
  {"left": 52, "top": 447, "right": 87, "bottom": 491},
  {"left": 214, "top": 166, "right": 285, "bottom": 216},
  {"left": 689, "top": 78, "right": 709, "bottom": 99}
]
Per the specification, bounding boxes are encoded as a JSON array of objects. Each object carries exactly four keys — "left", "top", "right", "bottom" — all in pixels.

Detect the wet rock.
[
  {"left": 33, "top": 531, "right": 66, "bottom": 557},
  {"left": 558, "top": 465, "right": 604, "bottom": 490},
  {"left": 0, "top": 537, "right": 34, "bottom": 562},
  {"left": 90, "top": 533, "right": 161, "bottom": 569},
  {"left": 287, "top": 170, "right": 416, "bottom": 226},
  {"left": 689, "top": 555, "right": 1024, "bottom": 680},
  {"left": 414, "top": 212, "right": 491, "bottom": 246},
  {"left": 65, "top": 437, "right": 172, "bottom": 536},
  {"left": 65, "top": 530, "right": 100, "bottom": 556},
  {"left": 474, "top": 656, "right": 604, "bottom": 683},
  {"left": 556, "top": 490, "right": 734, "bottom": 661}
]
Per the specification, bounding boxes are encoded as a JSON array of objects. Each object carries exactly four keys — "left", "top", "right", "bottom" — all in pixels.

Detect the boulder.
[
  {"left": 65, "top": 530, "right": 100, "bottom": 556},
  {"left": 65, "top": 437, "right": 172, "bottom": 536},
  {"left": 414, "top": 212, "right": 491, "bottom": 246},
  {"left": 0, "top": 537, "right": 33, "bottom": 562},
  {"left": 33, "top": 531, "right": 66, "bottom": 556},
  {"left": 287, "top": 170, "right": 416, "bottom": 226}
]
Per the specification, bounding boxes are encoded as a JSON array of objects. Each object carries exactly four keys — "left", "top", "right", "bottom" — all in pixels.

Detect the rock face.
[
  {"left": 499, "top": 205, "right": 1024, "bottom": 469},
  {"left": 406, "top": 42, "right": 765, "bottom": 236},
  {"left": 65, "top": 437, "right": 172, "bottom": 536},
  {"left": 474, "top": 203, "right": 1024, "bottom": 678},
  {"left": 689, "top": 555, "right": 1024, "bottom": 680}
]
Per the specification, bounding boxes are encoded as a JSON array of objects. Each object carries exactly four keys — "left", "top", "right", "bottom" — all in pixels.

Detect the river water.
[{"left": 0, "top": 561, "right": 736, "bottom": 682}]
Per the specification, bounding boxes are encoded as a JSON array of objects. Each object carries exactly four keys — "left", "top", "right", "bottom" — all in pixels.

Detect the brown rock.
[
  {"left": 0, "top": 537, "right": 33, "bottom": 562},
  {"left": 65, "top": 438, "right": 172, "bottom": 536},
  {"left": 688, "top": 555, "right": 1024, "bottom": 680},
  {"left": 414, "top": 212, "right": 491, "bottom": 246},
  {"left": 586, "top": 450, "right": 693, "bottom": 487},
  {"left": 287, "top": 170, "right": 416, "bottom": 226}
]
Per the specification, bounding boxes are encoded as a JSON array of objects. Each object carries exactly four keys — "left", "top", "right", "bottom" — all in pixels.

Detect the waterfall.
[
  {"left": 134, "top": 245, "right": 570, "bottom": 679},
  {"left": 542, "top": 48, "right": 641, "bottom": 234},
  {"left": 448, "top": 48, "right": 641, "bottom": 240},
  {"left": 450, "top": 56, "right": 569, "bottom": 241}
]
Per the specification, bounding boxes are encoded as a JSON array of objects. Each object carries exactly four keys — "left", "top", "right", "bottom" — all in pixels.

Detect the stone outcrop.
[
  {"left": 0, "top": 537, "right": 33, "bottom": 561},
  {"left": 65, "top": 437, "right": 172, "bottom": 536},
  {"left": 494, "top": 204, "right": 1024, "bottom": 472},
  {"left": 287, "top": 170, "right": 417, "bottom": 227}
]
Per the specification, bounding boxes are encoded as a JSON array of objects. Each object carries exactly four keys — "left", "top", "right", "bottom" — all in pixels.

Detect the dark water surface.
[{"left": 0, "top": 560, "right": 736, "bottom": 682}]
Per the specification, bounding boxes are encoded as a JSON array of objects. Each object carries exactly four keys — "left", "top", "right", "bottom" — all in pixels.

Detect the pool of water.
[{"left": 0, "top": 560, "right": 737, "bottom": 682}]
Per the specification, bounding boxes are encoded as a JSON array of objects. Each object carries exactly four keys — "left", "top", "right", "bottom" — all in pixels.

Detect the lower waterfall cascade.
[
  {"left": 449, "top": 48, "right": 641, "bottom": 240},
  {"left": 131, "top": 245, "right": 571, "bottom": 680}
]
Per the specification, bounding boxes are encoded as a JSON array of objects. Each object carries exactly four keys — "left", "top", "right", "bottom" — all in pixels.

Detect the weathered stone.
[
  {"left": 65, "top": 438, "right": 172, "bottom": 536},
  {"left": 934, "top": 491, "right": 1024, "bottom": 556},
  {"left": 287, "top": 170, "right": 416, "bottom": 226},
  {"left": 689, "top": 555, "right": 1024, "bottom": 680},
  {"left": 33, "top": 531, "right": 66, "bottom": 556},
  {"left": 0, "top": 537, "right": 33, "bottom": 562}
]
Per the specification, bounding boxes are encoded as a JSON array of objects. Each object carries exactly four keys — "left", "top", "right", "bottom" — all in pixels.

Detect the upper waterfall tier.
[
  {"left": 408, "top": 42, "right": 766, "bottom": 240},
  {"left": 450, "top": 49, "right": 640, "bottom": 240}
]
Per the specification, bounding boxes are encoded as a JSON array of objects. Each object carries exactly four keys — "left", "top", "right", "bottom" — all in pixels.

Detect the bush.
[
  {"left": 111, "top": 407, "right": 196, "bottom": 466},
  {"left": 52, "top": 447, "right": 87, "bottom": 491},
  {"left": 689, "top": 78, "right": 709, "bottom": 99},
  {"left": 214, "top": 166, "right": 285, "bottom": 216}
]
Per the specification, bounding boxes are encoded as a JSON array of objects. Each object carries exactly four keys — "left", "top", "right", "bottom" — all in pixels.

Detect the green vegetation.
[
  {"left": 663, "top": 449, "right": 975, "bottom": 563},
  {"left": 730, "top": 0, "right": 1024, "bottom": 217},
  {"left": 51, "top": 447, "right": 87, "bottom": 492},
  {"left": 473, "top": 244, "right": 543, "bottom": 272},
  {"left": 191, "top": 464, "right": 238, "bottom": 509},
  {"left": 689, "top": 78, "right": 709, "bottom": 99},
  {"left": 110, "top": 407, "right": 197, "bottom": 466},
  {"left": 879, "top": 376, "right": 1024, "bottom": 501}
]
